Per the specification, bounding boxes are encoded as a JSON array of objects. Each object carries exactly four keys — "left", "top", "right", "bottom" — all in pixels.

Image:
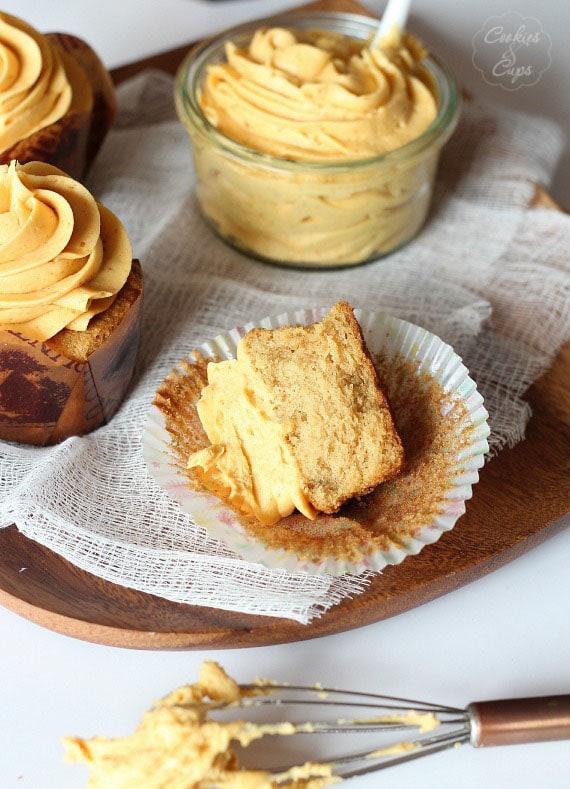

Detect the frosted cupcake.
[
  {"left": 0, "top": 11, "right": 116, "bottom": 178},
  {"left": 0, "top": 161, "right": 143, "bottom": 446}
]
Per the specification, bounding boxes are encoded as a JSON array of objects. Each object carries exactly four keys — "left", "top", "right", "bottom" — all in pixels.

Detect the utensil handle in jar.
[{"left": 468, "top": 695, "right": 570, "bottom": 747}]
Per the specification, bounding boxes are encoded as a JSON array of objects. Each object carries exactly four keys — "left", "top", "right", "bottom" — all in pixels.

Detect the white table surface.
[{"left": 1, "top": 3, "right": 569, "bottom": 788}]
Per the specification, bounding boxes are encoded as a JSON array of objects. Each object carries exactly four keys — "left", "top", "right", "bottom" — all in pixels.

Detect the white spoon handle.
[{"left": 371, "top": 0, "right": 411, "bottom": 48}]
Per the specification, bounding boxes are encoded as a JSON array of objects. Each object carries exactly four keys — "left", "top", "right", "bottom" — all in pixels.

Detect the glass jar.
[{"left": 175, "top": 11, "right": 460, "bottom": 269}]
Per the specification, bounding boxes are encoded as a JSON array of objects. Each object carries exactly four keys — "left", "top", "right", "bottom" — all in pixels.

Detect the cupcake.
[
  {"left": 0, "top": 160, "right": 143, "bottom": 446},
  {"left": 187, "top": 302, "right": 404, "bottom": 525},
  {"left": 0, "top": 11, "right": 116, "bottom": 179}
]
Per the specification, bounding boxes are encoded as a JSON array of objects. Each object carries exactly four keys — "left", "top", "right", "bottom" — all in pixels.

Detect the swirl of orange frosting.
[
  {"left": 0, "top": 160, "right": 132, "bottom": 341},
  {"left": 0, "top": 12, "right": 76, "bottom": 154},
  {"left": 200, "top": 26, "right": 438, "bottom": 161}
]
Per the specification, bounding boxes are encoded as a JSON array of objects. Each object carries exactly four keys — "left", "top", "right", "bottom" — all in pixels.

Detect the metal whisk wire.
[
  {"left": 208, "top": 683, "right": 570, "bottom": 784},
  {"left": 207, "top": 683, "right": 471, "bottom": 781}
]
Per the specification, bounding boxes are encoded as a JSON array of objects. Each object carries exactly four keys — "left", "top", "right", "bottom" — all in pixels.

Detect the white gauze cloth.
[{"left": 0, "top": 70, "right": 568, "bottom": 624}]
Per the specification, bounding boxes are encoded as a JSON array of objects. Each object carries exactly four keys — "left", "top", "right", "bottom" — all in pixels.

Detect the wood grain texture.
[{"left": 0, "top": 0, "right": 567, "bottom": 649}]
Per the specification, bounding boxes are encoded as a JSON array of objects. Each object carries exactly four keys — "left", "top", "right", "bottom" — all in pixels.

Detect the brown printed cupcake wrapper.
[{"left": 0, "top": 267, "right": 143, "bottom": 447}]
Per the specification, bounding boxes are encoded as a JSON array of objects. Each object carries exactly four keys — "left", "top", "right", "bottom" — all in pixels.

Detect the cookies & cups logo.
[{"left": 472, "top": 11, "right": 552, "bottom": 90}]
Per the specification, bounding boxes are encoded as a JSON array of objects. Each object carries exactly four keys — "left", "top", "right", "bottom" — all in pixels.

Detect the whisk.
[{"left": 215, "top": 683, "right": 570, "bottom": 783}]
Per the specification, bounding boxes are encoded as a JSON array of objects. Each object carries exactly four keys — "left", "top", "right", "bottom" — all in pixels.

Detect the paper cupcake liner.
[{"left": 143, "top": 309, "right": 490, "bottom": 576}]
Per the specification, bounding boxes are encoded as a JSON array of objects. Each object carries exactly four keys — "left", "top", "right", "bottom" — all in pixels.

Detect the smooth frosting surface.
[
  {"left": 0, "top": 160, "right": 132, "bottom": 340},
  {"left": 188, "top": 347, "right": 318, "bottom": 526},
  {"left": 200, "top": 26, "right": 437, "bottom": 161},
  {"left": 0, "top": 12, "right": 76, "bottom": 154}
]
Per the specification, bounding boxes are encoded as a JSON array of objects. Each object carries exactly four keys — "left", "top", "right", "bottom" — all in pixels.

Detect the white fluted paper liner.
[{"left": 143, "top": 309, "right": 490, "bottom": 576}]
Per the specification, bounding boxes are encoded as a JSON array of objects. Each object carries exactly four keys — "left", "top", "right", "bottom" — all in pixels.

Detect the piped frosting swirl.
[
  {"left": 0, "top": 12, "right": 78, "bottom": 154},
  {"left": 199, "top": 26, "right": 438, "bottom": 161},
  {"left": 0, "top": 160, "right": 132, "bottom": 341}
]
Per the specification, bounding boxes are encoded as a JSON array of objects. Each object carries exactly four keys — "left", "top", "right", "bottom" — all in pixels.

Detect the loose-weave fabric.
[{"left": 0, "top": 71, "right": 568, "bottom": 623}]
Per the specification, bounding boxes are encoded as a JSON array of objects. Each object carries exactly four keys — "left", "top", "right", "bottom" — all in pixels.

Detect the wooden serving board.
[{"left": 0, "top": 0, "right": 568, "bottom": 649}]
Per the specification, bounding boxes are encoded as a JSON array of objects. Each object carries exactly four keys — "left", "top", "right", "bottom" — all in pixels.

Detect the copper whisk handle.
[{"left": 468, "top": 694, "right": 570, "bottom": 747}]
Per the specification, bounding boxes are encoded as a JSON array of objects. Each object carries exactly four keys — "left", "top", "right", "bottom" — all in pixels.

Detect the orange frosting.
[
  {"left": 0, "top": 12, "right": 77, "bottom": 154},
  {"left": 200, "top": 26, "right": 437, "bottom": 161},
  {"left": 0, "top": 161, "right": 132, "bottom": 341},
  {"left": 188, "top": 350, "right": 318, "bottom": 525}
]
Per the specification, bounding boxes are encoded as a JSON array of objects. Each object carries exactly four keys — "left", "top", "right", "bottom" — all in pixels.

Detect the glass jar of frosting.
[{"left": 175, "top": 11, "right": 460, "bottom": 269}]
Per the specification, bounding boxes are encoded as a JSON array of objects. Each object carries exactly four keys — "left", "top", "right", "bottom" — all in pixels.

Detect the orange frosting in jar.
[
  {"left": 0, "top": 160, "right": 132, "bottom": 341},
  {"left": 199, "top": 26, "right": 437, "bottom": 161},
  {"left": 176, "top": 14, "right": 459, "bottom": 266}
]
